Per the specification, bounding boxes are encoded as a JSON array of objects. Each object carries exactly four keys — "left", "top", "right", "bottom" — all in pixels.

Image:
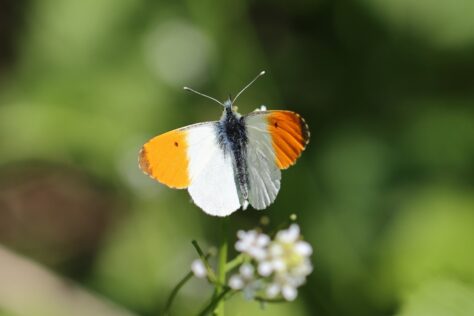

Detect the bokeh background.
[{"left": 1, "top": 0, "right": 474, "bottom": 315}]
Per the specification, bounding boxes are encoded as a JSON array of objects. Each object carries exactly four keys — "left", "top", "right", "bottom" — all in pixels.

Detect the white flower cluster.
[{"left": 228, "top": 224, "right": 313, "bottom": 301}]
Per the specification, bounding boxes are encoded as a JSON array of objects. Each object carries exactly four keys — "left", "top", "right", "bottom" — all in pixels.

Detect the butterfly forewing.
[
  {"left": 139, "top": 122, "right": 241, "bottom": 216},
  {"left": 244, "top": 110, "right": 309, "bottom": 209},
  {"left": 139, "top": 128, "right": 191, "bottom": 189},
  {"left": 245, "top": 110, "right": 310, "bottom": 169}
]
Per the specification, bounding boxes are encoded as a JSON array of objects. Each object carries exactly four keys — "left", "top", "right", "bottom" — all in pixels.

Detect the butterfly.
[{"left": 138, "top": 71, "right": 310, "bottom": 217}]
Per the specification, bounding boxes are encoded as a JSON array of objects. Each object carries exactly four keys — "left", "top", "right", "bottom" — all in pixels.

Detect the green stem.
[
  {"left": 254, "top": 296, "right": 286, "bottom": 303},
  {"left": 163, "top": 249, "right": 213, "bottom": 316},
  {"left": 214, "top": 218, "right": 229, "bottom": 315},
  {"left": 162, "top": 271, "right": 193, "bottom": 316},
  {"left": 192, "top": 240, "right": 217, "bottom": 282},
  {"left": 225, "top": 254, "right": 244, "bottom": 273},
  {"left": 197, "top": 287, "right": 231, "bottom": 316}
]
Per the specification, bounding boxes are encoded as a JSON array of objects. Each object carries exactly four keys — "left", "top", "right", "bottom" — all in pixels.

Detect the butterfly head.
[{"left": 223, "top": 96, "right": 233, "bottom": 109}]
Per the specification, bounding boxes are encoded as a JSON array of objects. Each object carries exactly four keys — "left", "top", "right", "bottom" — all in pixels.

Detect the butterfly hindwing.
[
  {"left": 186, "top": 123, "right": 241, "bottom": 216},
  {"left": 244, "top": 112, "right": 282, "bottom": 209}
]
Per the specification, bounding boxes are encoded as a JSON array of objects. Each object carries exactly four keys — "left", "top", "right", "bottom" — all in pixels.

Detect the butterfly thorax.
[{"left": 216, "top": 106, "right": 249, "bottom": 203}]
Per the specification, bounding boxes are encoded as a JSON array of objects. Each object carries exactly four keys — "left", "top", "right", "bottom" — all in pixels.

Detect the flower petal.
[
  {"left": 229, "top": 275, "right": 244, "bottom": 290},
  {"left": 258, "top": 261, "right": 273, "bottom": 277},
  {"left": 295, "top": 241, "right": 313, "bottom": 256},
  {"left": 266, "top": 283, "right": 280, "bottom": 298},
  {"left": 282, "top": 285, "right": 298, "bottom": 301},
  {"left": 240, "top": 263, "right": 255, "bottom": 279},
  {"left": 191, "top": 259, "right": 207, "bottom": 278}
]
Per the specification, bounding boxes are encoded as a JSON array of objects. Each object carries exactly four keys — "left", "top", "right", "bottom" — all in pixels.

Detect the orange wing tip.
[
  {"left": 297, "top": 113, "right": 311, "bottom": 148},
  {"left": 138, "top": 130, "right": 191, "bottom": 189},
  {"left": 138, "top": 146, "right": 164, "bottom": 183},
  {"left": 268, "top": 111, "right": 310, "bottom": 169},
  {"left": 138, "top": 147, "right": 152, "bottom": 176}
]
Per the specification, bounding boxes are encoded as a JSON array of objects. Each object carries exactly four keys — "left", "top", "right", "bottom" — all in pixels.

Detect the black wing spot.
[
  {"left": 174, "top": 141, "right": 179, "bottom": 147},
  {"left": 274, "top": 122, "right": 279, "bottom": 128}
]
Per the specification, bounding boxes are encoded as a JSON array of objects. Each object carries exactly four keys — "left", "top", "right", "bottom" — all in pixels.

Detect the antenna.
[
  {"left": 183, "top": 86, "right": 224, "bottom": 106},
  {"left": 232, "top": 70, "right": 266, "bottom": 104}
]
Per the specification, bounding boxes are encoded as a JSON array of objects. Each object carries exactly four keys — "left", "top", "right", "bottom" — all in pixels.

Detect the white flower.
[
  {"left": 266, "top": 283, "right": 280, "bottom": 298},
  {"left": 191, "top": 259, "right": 207, "bottom": 278},
  {"left": 235, "top": 230, "right": 270, "bottom": 261},
  {"left": 262, "top": 224, "right": 313, "bottom": 301},
  {"left": 292, "top": 257, "right": 313, "bottom": 276},
  {"left": 228, "top": 263, "right": 256, "bottom": 289},
  {"left": 258, "top": 261, "right": 273, "bottom": 276},
  {"left": 264, "top": 272, "right": 304, "bottom": 301},
  {"left": 233, "top": 224, "right": 314, "bottom": 302},
  {"left": 239, "top": 263, "right": 255, "bottom": 279},
  {"left": 282, "top": 285, "right": 297, "bottom": 301},
  {"left": 269, "top": 243, "right": 284, "bottom": 257},
  {"left": 229, "top": 275, "right": 244, "bottom": 290},
  {"left": 228, "top": 263, "right": 262, "bottom": 300},
  {"left": 294, "top": 240, "right": 313, "bottom": 256},
  {"left": 276, "top": 224, "right": 300, "bottom": 244}
]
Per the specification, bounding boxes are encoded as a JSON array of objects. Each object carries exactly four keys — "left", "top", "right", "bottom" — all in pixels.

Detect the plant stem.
[
  {"left": 192, "top": 240, "right": 217, "bottom": 282},
  {"left": 225, "top": 254, "right": 243, "bottom": 273},
  {"left": 163, "top": 249, "right": 213, "bottom": 316},
  {"left": 163, "top": 271, "right": 193, "bottom": 316},
  {"left": 214, "top": 217, "right": 229, "bottom": 315},
  {"left": 197, "top": 287, "right": 231, "bottom": 316},
  {"left": 254, "top": 296, "right": 286, "bottom": 303}
]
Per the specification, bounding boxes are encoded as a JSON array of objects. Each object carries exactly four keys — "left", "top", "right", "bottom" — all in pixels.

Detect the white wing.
[
  {"left": 245, "top": 113, "right": 281, "bottom": 210},
  {"left": 186, "top": 123, "right": 241, "bottom": 216}
]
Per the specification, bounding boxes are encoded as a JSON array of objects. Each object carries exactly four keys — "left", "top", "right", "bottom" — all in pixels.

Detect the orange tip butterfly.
[{"left": 139, "top": 71, "right": 310, "bottom": 217}]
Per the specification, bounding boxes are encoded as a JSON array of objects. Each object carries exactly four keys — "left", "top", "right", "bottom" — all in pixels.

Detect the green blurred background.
[{"left": 1, "top": 0, "right": 474, "bottom": 315}]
